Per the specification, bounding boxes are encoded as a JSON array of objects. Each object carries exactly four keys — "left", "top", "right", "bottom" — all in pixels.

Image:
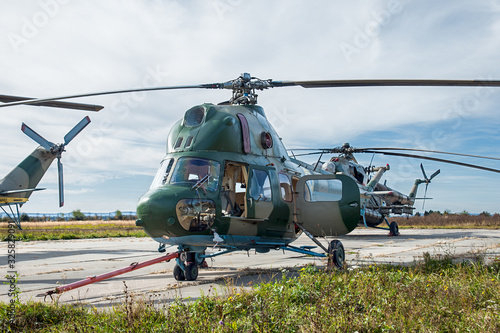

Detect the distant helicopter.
[
  {"left": 290, "top": 142, "right": 500, "bottom": 236},
  {"left": 0, "top": 96, "right": 99, "bottom": 228},
  {"left": 2, "top": 74, "right": 500, "bottom": 282}
]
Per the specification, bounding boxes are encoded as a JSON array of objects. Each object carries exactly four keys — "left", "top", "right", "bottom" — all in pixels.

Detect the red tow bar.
[{"left": 41, "top": 252, "right": 179, "bottom": 297}]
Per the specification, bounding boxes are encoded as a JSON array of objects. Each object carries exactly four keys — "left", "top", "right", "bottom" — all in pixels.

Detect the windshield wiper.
[{"left": 191, "top": 174, "right": 210, "bottom": 191}]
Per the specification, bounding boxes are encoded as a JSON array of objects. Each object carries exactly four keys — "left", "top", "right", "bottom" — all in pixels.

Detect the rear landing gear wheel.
[
  {"left": 389, "top": 221, "right": 399, "bottom": 236},
  {"left": 173, "top": 264, "right": 185, "bottom": 281},
  {"left": 327, "top": 240, "right": 345, "bottom": 269},
  {"left": 185, "top": 263, "right": 199, "bottom": 281}
]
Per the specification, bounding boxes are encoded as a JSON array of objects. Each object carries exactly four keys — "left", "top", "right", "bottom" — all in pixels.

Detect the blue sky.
[{"left": 1, "top": 0, "right": 499, "bottom": 214}]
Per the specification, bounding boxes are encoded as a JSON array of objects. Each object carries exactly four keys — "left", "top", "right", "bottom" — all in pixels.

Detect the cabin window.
[
  {"left": 150, "top": 158, "right": 175, "bottom": 189},
  {"left": 304, "top": 179, "right": 342, "bottom": 202},
  {"left": 249, "top": 169, "right": 272, "bottom": 202},
  {"left": 169, "top": 157, "right": 220, "bottom": 192},
  {"left": 185, "top": 136, "right": 194, "bottom": 148},
  {"left": 279, "top": 173, "right": 292, "bottom": 202}
]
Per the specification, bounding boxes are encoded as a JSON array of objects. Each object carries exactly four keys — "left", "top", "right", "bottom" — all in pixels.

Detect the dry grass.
[
  {"left": 393, "top": 213, "right": 500, "bottom": 229},
  {"left": 0, "top": 220, "right": 146, "bottom": 241},
  {"left": 2, "top": 220, "right": 137, "bottom": 228}
]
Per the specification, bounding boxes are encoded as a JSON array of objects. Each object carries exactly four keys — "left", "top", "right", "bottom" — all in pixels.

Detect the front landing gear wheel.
[
  {"left": 389, "top": 221, "right": 399, "bottom": 236},
  {"left": 173, "top": 264, "right": 185, "bottom": 281},
  {"left": 327, "top": 240, "right": 345, "bottom": 269},
  {"left": 185, "top": 263, "right": 199, "bottom": 281},
  {"left": 195, "top": 251, "right": 208, "bottom": 268}
]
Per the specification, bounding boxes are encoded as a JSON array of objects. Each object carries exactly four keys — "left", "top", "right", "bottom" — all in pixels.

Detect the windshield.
[
  {"left": 170, "top": 157, "right": 220, "bottom": 192},
  {"left": 150, "top": 158, "right": 175, "bottom": 189}
]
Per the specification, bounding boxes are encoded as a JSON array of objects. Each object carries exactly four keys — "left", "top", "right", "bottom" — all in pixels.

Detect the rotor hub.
[{"left": 221, "top": 73, "right": 272, "bottom": 105}]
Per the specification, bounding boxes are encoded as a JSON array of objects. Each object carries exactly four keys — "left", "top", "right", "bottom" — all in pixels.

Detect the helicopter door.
[
  {"left": 295, "top": 174, "right": 360, "bottom": 236},
  {"left": 246, "top": 167, "right": 274, "bottom": 220},
  {"left": 221, "top": 162, "right": 248, "bottom": 217}
]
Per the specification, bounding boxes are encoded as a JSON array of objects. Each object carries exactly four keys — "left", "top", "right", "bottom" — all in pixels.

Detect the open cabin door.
[
  {"left": 295, "top": 174, "right": 360, "bottom": 236},
  {"left": 246, "top": 166, "right": 274, "bottom": 220}
]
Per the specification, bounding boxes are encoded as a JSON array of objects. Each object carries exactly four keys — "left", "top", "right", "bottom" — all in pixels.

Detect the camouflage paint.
[
  {"left": 136, "top": 104, "right": 359, "bottom": 251},
  {"left": 0, "top": 147, "right": 56, "bottom": 200}
]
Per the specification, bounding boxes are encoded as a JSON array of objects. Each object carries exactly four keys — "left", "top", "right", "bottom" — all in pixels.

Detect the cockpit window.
[
  {"left": 184, "top": 106, "right": 205, "bottom": 127},
  {"left": 170, "top": 157, "right": 220, "bottom": 192},
  {"left": 150, "top": 158, "right": 175, "bottom": 189}
]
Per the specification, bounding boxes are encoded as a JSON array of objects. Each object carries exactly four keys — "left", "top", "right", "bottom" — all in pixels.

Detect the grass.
[
  {"left": 1, "top": 257, "right": 499, "bottom": 332},
  {"left": 0, "top": 220, "right": 147, "bottom": 241}
]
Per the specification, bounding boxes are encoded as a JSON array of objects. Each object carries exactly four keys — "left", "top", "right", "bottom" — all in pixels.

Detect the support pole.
[
  {"left": 293, "top": 222, "right": 328, "bottom": 253},
  {"left": 40, "top": 252, "right": 179, "bottom": 297}
]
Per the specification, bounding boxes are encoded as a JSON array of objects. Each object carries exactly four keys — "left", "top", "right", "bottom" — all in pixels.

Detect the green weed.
[{"left": 1, "top": 257, "right": 499, "bottom": 332}]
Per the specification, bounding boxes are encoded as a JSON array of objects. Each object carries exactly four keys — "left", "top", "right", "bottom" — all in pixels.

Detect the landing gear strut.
[{"left": 292, "top": 222, "right": 346, "bottom": 269}]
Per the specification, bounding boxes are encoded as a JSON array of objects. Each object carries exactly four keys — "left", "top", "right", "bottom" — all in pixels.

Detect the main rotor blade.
[
  {"left": 357, "top": 147, "right": 500, "bottom": 161},
  {"left": 291, "top": 151, "right": 326, "bottom": 157},
  {"left": 364, "top": 150, "right": 500, "bottom": 174},
  {"left": 271, "top": 79, "right": 500, "bottom": 89},
  {"left": 0, "top": 94, "right": 103, "bottom": 111},
  {"left": 2, "top": 77, "right": 500, "bottom": 109},
  {"left": 58, "top": 157, "right": 64, "bottom": 207},
  {"left": 64, "top": 116, "right": 91, "bottom": 145},
  {"left": 291, "top": 147, "right": 500, "bottom": 162},
  {"left": 21, "top": 123, "right": 54, "bottom": 150},
  {"left": 0, "top": 84, "right": 216, "bottom": 109}
]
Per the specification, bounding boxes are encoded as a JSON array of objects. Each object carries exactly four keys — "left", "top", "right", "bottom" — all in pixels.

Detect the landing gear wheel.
[
  {"left": 389, "top": 221, "right": 399, "bottom": 236},
  {"left": 173, "top": 264, "right": 185, "bottom": 281},
  {"left": 195, "top": 251, "right": 208, "bottom": 268},
  {"left": 327, "top": 240, "right": 345, "bottom": 269},
  {"left": 185, "top": 263, "right": 199, "bottom": 281}
]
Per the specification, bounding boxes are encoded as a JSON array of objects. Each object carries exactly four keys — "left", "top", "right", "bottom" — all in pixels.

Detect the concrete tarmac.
[{"left": 1, "top": 228, "right": 499, "bottom": 308}]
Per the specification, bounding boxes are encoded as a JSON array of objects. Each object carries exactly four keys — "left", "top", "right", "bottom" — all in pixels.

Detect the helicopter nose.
[{"left": 136, "top": 190, "right": 178, "bottom": 239}]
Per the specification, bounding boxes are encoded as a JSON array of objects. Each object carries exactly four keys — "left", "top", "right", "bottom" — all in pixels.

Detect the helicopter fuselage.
[{"left": 136, "top": 103, "right": 360, "bottom": 252}]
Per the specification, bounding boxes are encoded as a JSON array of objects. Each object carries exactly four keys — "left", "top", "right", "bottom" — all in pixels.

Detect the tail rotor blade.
[
  {"left": 21, "top": 123, "right": 54, "bottom": 150},
  {"left": 64, "top": 116, "right": 91, "bottom": 145},
  {"left": 422, "top": 183, "right": 429, "bottom": 210},
  {"left": 58, "top": 157, "right": 64, "bottom": 207},
  {"left": 430, "top": 169, "right": 441, "bottom": 181},
  {"left": 420, "top": 163, "right": 428, "bottom": 181}
]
